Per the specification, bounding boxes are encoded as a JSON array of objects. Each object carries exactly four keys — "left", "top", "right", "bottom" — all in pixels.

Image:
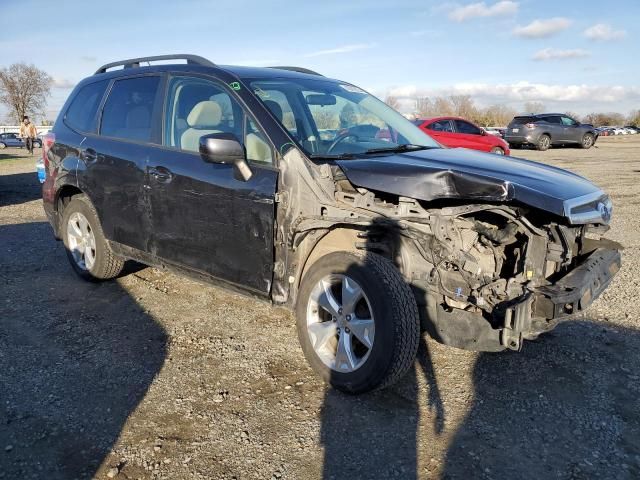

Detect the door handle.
[
  {"left": 80, "top": 148, "right": 97, "bottom": 162},
  {"left": 149, "top": 166, "right": 173, "bottom": 183}
]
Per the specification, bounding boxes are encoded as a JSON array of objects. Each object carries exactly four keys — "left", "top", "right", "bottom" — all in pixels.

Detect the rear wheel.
[
  {"left": 490, "top": 146, "right": 505, "bottom": 155},
  {"left": 537, "top": 134, "right": 551, "bottom": 151},
  {"left": 581, "top": 133, "right": 595, "bottom": 149},
  {"left": 296, "top": 251, "right": 420, "bottom": 393},
  {"left": 0, "top": 142, "right": 6, "bottom": 149},
  {"left": 61, "top": 194, "right": 125, "bottom": 281}
]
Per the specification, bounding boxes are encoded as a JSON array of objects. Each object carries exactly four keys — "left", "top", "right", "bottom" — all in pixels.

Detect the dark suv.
[
  {"left": 505, "top": 113, "right": 598, "bottom": 151},
  {"left": 42, "top": 55, "right": 621, "bottom": 393}
]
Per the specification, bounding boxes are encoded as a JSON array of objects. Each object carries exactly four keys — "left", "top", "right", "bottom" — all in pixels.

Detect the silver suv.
[{"left": 505, "top": 114, "right": 598, "bottom": 151}]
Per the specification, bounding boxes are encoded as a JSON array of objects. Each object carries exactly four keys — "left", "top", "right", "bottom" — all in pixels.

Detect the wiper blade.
[
  {"left": 309, "top": 153, "right": 357, "bottom": 160},
  {"left": 364, "top": 144, "right": 434, "bottom": 154}
]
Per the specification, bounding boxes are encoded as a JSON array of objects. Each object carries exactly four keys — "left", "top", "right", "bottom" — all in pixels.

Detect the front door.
[
  {"left": 148, "top": 74, "right": 278, "bottom": 294},
  {"left": 453, "top": 119, "right": 488, "bottom": 152}
]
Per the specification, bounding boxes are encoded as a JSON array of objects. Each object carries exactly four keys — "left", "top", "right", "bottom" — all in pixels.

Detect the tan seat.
[
  {"left": 245, "top": 132, "right": 272, "bottom": 163},
  {"left": 180, "top": 100, "right": 223, "bottom": 152}
]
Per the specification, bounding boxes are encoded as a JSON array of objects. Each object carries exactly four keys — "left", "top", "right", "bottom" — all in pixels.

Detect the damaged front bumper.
[{"left": 422, "top": 248, "right": 622, "bottom": 352}]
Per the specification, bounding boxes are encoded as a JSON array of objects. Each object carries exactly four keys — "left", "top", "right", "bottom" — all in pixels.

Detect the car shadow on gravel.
[
  {"left": 319, "top": 218, "right": 445, "bottom": 479},
  {"left": 0, "top": 221, "right": 168, "bottom": 480},
  {"left": 441, "top": 320, "right": 640, "bottom": 479},
  {"left": 320, "top": 337, "right": 444, "bottom": 479},
  {"left": 0, "top": 172, "right": 41, "bottom": 207}
]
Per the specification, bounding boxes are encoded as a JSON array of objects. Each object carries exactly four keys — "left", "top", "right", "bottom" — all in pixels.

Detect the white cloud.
[
  {"left": 513, "top": 17, "right": 571, "bottom": 38},
  {"left": 532, "top": 48, "right": 590, "bottom": 61},
  {"left": 584, "top": 23, "right": 627, "bottom": 41},
  {"left": 448, "top": 1, "right": 518, "bottom": 22},
  {"left": 52, "top": 77, "right": 75, "bottom": 89},
  {"left": 385, "top": 81, "right": 640, "bottom": 113},
  {"left": 303, "top": 43, "right": 376, "bottom": 58}
]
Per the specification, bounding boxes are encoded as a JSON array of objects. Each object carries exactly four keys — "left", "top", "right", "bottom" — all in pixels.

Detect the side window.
[
  {"left": 561, "top": 116, "right": 577, "bottom": 126},
  {"left": 65, "top": 80, "right": 109, "bottom": 133},
  {"left": 100, "top": 76, "right": 161, "bottom": 143},
  {"left": 429, "top": 120, "right": 453, "bottom": 132},
  {"left": 165, "top": 76, "right": 273, "bottom": 164},
  {"left": 544, "top": 116, "right": 561, "bottom": 124},
  {"left": 454, "top": 120, "right": 482, "bottom": 135}
]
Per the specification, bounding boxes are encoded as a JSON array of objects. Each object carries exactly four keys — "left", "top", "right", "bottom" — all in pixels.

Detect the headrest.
[
  {"left": 264, "top": 100, "right": 283, "bottom": 123},
  {"left": 187, "top": 100, "right": 222, "bottom": 128}
]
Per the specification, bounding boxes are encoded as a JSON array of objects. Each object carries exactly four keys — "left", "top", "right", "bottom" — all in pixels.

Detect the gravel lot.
[{"left": 1, "top": 137, "right": 639, "bottom": 480}]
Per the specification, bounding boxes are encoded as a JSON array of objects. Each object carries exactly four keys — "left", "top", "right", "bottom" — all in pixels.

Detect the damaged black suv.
[{"left": 43, "top": 55, "right": 621, "bottom": 393}]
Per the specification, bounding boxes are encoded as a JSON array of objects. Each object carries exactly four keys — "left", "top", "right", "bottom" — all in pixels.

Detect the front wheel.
[
  {"left": 296, "top": 251, "right": 420, "bottom": 393},
  {"left": 61, "top": 194, "right": 125, "bottom": 281},
  {"left": 490, "top": 147, "right": 505, "bottom": 155},
  {"left": 537, "top": 134, "right": 551, "bottom": 151},
  {"left": 581, "top": 133, "right": 595, "bottom": 149},
  {"left": 0, "top": 142, "right": 6, "bottom": 149}
]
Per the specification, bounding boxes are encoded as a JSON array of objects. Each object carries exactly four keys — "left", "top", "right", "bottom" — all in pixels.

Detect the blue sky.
[{"left": 0, "top": 0, "right": 638, "bottom": 121}]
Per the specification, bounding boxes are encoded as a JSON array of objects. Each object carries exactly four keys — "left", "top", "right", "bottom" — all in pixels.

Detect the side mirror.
[
  {"left": 480, "top": 129, "right": 486, "bottom": 136},
  {"left": 199, "top": 132, "right": 253, "bottom": 182}
]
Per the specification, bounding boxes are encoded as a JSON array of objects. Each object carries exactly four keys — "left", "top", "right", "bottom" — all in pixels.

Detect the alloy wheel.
[
  {"left": 67, "top": 212, "right": 97, "bottom": 271},
  {"left": 306, "top": 274, "right": 375, "bottom": 373}
]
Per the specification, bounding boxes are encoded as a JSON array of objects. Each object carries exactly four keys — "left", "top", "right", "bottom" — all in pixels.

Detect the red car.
[{"left": 413, "top": 117, "right": 510, "bottom": 155}]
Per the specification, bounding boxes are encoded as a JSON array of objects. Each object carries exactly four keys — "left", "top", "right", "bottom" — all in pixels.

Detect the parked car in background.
[
  {"left": 504, "top": 113, "right": 598, "bottom": 151},
  {"left": 414, "top": 117, "right": 510, "bottom": 155},
  {"left": 482, "top": 127, "right": 506, "bottom": 138},
  {"left": 0, "top": 132, "right": 42, "bottom": 149}
]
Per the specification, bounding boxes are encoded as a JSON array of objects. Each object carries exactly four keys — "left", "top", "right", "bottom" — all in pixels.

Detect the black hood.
[{"left": 336, "top": 147, "right": 607, "bottom": 219}]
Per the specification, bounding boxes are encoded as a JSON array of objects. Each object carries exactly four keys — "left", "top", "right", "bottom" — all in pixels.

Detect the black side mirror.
[{"left": 199, "top": 132, "right": 252, "bottom": 182}]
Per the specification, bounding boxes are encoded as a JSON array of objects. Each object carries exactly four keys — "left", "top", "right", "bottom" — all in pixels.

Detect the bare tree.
[
  {"left": 523, "top": 101, "right": 546, "bottom": 114},
  {"left": 627, "top": 109, "right": 640, "bottom": 126},
  {"left": 0, "top": 63, "right": 52, "bottom": 123},
  {"left": 314, "top": 110, "right": 338, "bottom": 129},
  {"left": 449, "top": 95, "right": 477, "bottom": 119},
  {"left": 415, "top": 97, "right": 434, "bottom": 117},
  {"left": 384, "top": 95, "right": 400, "bottom": 111}
]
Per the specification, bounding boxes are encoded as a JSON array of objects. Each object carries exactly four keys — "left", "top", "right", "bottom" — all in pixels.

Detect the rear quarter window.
[
  {"left": 510, "top": 116, "right": 536, "bottom": 125},
  {"left": 64, "top": 80, "right": 109, "bottom": 133}
]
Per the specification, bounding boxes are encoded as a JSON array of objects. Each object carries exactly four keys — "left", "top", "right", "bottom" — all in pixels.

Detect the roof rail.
[
  {"left": 95, "top": 54, "right": 215, "bottom": 74},
  {"left": 268, "top": 66, "right": 323, "bottom": 76}
]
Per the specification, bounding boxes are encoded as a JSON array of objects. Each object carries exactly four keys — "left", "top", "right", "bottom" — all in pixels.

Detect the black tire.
[
  {"left": 490, "top": 146, "right": 505, "bottom": 155},
  {"left": 61, "top": 194, "right": 125, "bottom": 281},
  {"left": 296, "top": 251, "right": 420, "bottom": 394},
  {"left": 581, "top": 133, "right": 595, "bottom": 149},
  {"left": 537, "top": 134, "right": 551, "bottom": 151}
]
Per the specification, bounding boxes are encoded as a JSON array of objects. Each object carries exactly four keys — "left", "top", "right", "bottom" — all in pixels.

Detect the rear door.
[
  {"left": 148, "top": 73, "right": 278, "bottom": 294},
  {"left": 82, "top": 75, "right": 163, "bottom": 252},
  {"left": 424, "top": 119, "right": 456, "bottom": 147},
  {"left": 452, "top": 119, "right": 490, "bottom": 151}
]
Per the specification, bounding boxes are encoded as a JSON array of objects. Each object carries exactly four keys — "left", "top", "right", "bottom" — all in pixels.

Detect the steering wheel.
[{"left": 327, "top": 132, "right": 359, "bottom": 154}]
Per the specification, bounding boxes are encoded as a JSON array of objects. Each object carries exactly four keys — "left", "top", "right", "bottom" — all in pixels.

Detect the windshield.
[{"left": 249, "top": 78, "right": 440, "bottom": 157}]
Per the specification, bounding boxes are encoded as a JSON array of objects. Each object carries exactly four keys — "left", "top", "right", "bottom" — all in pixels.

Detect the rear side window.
[
  {"left": 100, "top": 76, "right": 161, "bottom": 143},
  {"left": 543, "top": 116, "right": 562, "bottom": 124},
  {"left": 65, "top": 80, "right": 108, "bottom": 133},
  {"left": 428, "top": 120, "right": 453, "bottom": 132},
  {"left": 454, "top": 120, "right": 482, "bottom": 135}
]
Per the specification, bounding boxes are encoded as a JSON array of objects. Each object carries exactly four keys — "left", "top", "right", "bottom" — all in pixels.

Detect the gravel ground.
[{"left": 1, "top": 138, "right": 639, "bottom": 480}]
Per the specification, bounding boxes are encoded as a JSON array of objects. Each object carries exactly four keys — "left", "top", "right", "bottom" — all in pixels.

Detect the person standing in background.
[{"left": 20, "top": 116, "right": 38, "bottom": 155}]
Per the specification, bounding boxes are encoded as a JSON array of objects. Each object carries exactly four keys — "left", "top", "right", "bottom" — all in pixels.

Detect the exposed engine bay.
[{"left": 274, "top": 148, "right": 622, "bottom": 353}]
